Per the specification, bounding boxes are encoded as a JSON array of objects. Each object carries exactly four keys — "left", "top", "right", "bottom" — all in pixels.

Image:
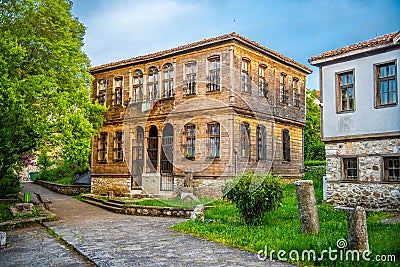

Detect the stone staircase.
[{"left": 81, "top": 194, "right": 126, "bottom": 214}]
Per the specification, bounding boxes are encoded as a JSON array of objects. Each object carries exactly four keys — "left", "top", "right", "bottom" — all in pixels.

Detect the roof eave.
[{"left": 309, "top": 43, "right": 398, "bottom": 66}]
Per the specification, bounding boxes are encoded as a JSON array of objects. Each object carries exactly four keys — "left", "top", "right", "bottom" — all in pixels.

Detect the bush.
[
  {"left": 0, "top": 171, "right": 20, "bottom": 198},
  {"left": 222, "top": 173, "right": 284, "bottom": 225}
]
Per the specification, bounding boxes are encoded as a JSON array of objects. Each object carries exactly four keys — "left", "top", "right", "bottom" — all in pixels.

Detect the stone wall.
[
  {"left": 325, "top": 138, "right": 400, "bottom": 211},
  {"left": 91, "top": 176, "right": 131, "bottom": 196},
  {"left": 326, "top": 182, "right": 400, "bottom": 211},
  {"left": 36, "top": 181, "right": 90, "bottom": 196}
]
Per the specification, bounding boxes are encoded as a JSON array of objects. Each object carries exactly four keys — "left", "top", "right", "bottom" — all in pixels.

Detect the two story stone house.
[
  {"left": 309, "top": 31, "right": 400, "bottom": 211},
  {"left": 90, "top": 33, "right": 311, "bottom": 197}
]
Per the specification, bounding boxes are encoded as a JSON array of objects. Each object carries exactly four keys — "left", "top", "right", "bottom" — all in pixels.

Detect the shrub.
[
  {"left": 0, "top": 170, "right": 20, "bottom": 198},
  {"left": 222, "top": 172, "right": 284, "bottom": 225}
]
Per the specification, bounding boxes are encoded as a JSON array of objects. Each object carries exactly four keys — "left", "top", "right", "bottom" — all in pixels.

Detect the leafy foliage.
[
  {"left": 304, "top": 90, "right": 325, "bottom": 161},
  {"left": 0, "top": 0, "right": 106, "bottom": 193},
  {"left": 0, "top": 170, "right": 20, "bottom": 198},
  {"left": 222, "top": 173, "right": 284, "bottom": 225},
  {"left": 174, "top": 170, "right": 400, "bottom": 267}
]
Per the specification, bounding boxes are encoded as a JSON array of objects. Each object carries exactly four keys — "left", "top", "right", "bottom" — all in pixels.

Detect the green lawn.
[
  {"left": 172, "top": 169, "right": 400, "bottom": 266},
  {"left": 123, "top": 197, "right": 219, "bottom": 208}
]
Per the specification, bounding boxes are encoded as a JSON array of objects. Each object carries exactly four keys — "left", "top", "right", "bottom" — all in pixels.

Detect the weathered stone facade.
[
  {"left": 325, "top": 138, "right": 400, "bottom": 211},
  {"left": 90, "top": 33, "right": 311, "bottom": 198}
]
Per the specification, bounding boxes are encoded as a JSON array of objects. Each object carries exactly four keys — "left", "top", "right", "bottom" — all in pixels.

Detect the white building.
[{"left": 309, "top": 31, "right": 400, "bottom": 211}]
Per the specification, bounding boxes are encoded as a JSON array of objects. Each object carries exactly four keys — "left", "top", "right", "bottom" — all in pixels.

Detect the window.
[
  {"left": 282, "top": 129, "right": 290, "bottom": 162},
  {"left": 384, "top": 156, "right": 400, "bottom": 182},
  {"left": 376, "top": 62, "right": 397, "bottom": 107},
  {"left": 337, "top": 71, "right": 355, "bottom": 112},
  {"left": 280, "top": 73, "right": 288, "bottom": 103},
  {"left": 133, "top": 70, "right": 143, "bottom": 103},
  {"left": 240, "top": 123, "right": 250, "bottom": 158},
  {"left": 241, "top": 59, "right": 251, "bottom": 93},
  {"left": 207, "top": 57, "right": 220, "bottom": 92},
  {"left": 114, "top": 77, "right": 123, "bottom": 106},
  {"left": 343, "top": 158, "right": 358, "bottom": 180},
  {"left": 114, "top": 131, "right": 123, "bottom": 161},
  {"left": 185, "top": 62, "right": 197, "bottom": 95},
  {"left": 97, "top": 79, "right": 107, "bottom": 105},
  {"left": 184, "top": 125, "right": 196, "bottom": 159},
  {"left": 208, "top": 123, "right": 220, "bottom": 158},
  {"left": 148, "top": 67, "right": 159, "bottom": 101},
  {"left": 258, "top": 65, "right": 268, "bottom": 98},
  {"left": 98, "top": 132, "right": 108, "bottom": 162},
  {"left": 163, "top": 63, "right": 174, "bottom": 99},
  {"left": 256, "top": 125, "right": 267, "bottom": 160},
  {"left": 293, "top": 78, "right": 300, "bottom": 108}
]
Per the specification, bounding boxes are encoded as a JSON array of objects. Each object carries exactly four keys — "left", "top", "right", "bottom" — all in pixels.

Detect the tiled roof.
[
  {"left": 309, "top": 31, "right": 400, "bottom": 63},
  {"left": 91, "top": 32, "right": 312, "bottom": 73}
]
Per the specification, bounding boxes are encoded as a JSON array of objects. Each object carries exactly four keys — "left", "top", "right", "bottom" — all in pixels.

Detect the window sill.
[
  {"left": 183, "top": 93, "right": 197, "bottom": 98},
  {"left": 375, "top": 103, "right": 398, "bottom": 109},
  {"left": 337, "top": 110, "right": 355, "bottom": 114},
  {"left": 97, "top": 160, "right": 108, "bottom": 164},
  {"left": 206, "top": 90, "right": 221, "bottom": 94}
]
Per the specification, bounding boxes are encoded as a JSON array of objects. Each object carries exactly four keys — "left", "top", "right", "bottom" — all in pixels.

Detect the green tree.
[
  {"left": 0, "top": 0, "right": 106, "bottom": 196},
  {"left": 304, "top": 90, "right": 325, "bottom": 161}
]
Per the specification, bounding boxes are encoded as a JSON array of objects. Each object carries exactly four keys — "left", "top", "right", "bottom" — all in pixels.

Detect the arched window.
[
  {"left": 241, "top": 58, "right": 251, "bottom": 93},
  {"left": 148, "top": 67, "right": 159, "bottom": 101},
  {"left": 280, "top": 73, "right": 287, "bottom": 104},
  {"left": 133, "top": 70, "right": 143, "bottom": 102},
  {"left": 163, "top": 63, "right": 174, "bottom": 98},
  {"left": 97, "top": 79, "right": 107, "bottom": 105},
  {"left": 258, "top": 65, "right": 268, "bottom": 98},
  {"left": 114, "top": 76, "right": 123, "bottom": 106}
]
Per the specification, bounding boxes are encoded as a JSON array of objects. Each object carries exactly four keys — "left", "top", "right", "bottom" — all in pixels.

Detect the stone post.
[
  {"left": 348, "top": 206, "right": 369, "bottom": 251},
  {"left": 0, "top": 232, "right": 6, "bottom": 248},
  {"left": 294, "top": 180, "right": 320, "bottom": 234},
  {"left": 107, "top": 191, "right": 114, "bottom": 199}
]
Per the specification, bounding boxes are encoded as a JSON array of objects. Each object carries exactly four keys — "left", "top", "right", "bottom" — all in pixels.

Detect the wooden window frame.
[
  {"left": 280, "top": 73, "right": 288, "bottom": 104},
  {"left": 207, "top": 57, "right": 221, "bottom": 92},
  {"left": 383, "top": 156, "right": 400, "bottom": 182},
  {"left": 184, "top": 124, "right": 196, "bottom": 159},
  {"left": 114, "top": 77, "right": 123, "bottom": 106},
  {"left": 375, "top": 60, "right": 398, "bottom": 108},
  {"left": 208, "top": 123, "right": 220, "bottom": 159},
  {"left": 342, "top": 157, "right": 358, "bottom": 181},
  {"left": 184, "top": 62, "right": 197, "bottom": 95},
  {"left": 241, "top": 59, "right": 251, "bottom": 94},
  {"left": 163, "top": 63, "right": 174, "bottom": 99},
  {"left": 114, "top": 131, "right": 124, "bottom": 162},
  {"left": 336, "top": 70, "right": 355, "bottom": 113},
  {"left": 97, "top": 79, "right": 107, "bottom": 106},
  {"left": 97, "top": 132, "right": 108, "bottom": 163},
  {"left": 148, "top": 67, "right": 159, "bottom": 101},
  {"left": 293, "top": 78, "right": 300, "bottom": 108},
  {"left": 282, "top": 128, "right": 290, "bottom": 162},
  {"left": 256, "top": 125, "right": 267, "bottom": 161},
  {"left": 258, "top": 65, "right": 268, "bottom": 98},
  {"left": 240, "top": 122, "right": 250, "bottom": 159},
  {"left": 133, "top": 70, "right": 144, "bottom": 103}
]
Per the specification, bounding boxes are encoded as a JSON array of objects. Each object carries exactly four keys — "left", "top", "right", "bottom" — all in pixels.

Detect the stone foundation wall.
[
  {"left": 326, "top": 182, "right": 400, "bottom": 211},
  {"left": 325, "top": 138, "right": 400, "bottom": 211},
  {"left": 91, "top": 176, "right": 131, "bottom": 196},
  {"left": 36, "top": 181, "right": 90, "bottom": 196}
]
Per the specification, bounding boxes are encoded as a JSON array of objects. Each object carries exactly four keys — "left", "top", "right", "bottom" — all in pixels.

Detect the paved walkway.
[{"left": 1, "top": 183, "right": 292, "bottom": 266}]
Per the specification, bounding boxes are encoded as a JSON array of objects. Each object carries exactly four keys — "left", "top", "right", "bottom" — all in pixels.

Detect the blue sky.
[{"left": 71, "top": 0, "right": 400, "bottom": 90}]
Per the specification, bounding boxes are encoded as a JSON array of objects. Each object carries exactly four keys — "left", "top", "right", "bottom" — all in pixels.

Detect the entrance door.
[
  {"left": 148, "top": 125, "right": 158, "bottom": 172},
  {"left": 161, "top": 124, "right": 174, "bottom": 191},
  {"left": 131, "top": 126, "right": 144, "bottom": 189}
]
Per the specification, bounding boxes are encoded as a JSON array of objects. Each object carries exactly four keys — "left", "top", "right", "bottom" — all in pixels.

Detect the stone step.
[
  {"left": 81, "top": 198, "right": 124, "bottom": 214},
  {"left": 82, "top": 195, "right": 125, "bottom": 209}
]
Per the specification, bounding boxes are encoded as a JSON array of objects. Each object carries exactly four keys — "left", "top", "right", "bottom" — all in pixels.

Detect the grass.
[
  {"left": 0, "top": 203, "right": 41, "bottom": 223},
  {"left": 172, "top": 168, "right": 400, "bottom": 266},
  {"left": 53, "top": 176, "right": 73, "bottom": 185},
  {"left": 304, "top": 160, "right": 326, "bottom": 166},
  {"left": 122, "top": 197, "right": 219, "bottom": 208}
]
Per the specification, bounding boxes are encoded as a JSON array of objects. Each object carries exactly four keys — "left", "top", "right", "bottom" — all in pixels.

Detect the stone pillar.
[
  {"left": 348, "top": 206, "right": 369, "bottom": 251},
  {"left": 0, "top": 232, "right": 6, "bottom": 248},
  {"left": 294, "top": 180, "right": 320, "bottom": 234},
  {"left": 107, "top": 191, "right": 114, "bottom": 199}
]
